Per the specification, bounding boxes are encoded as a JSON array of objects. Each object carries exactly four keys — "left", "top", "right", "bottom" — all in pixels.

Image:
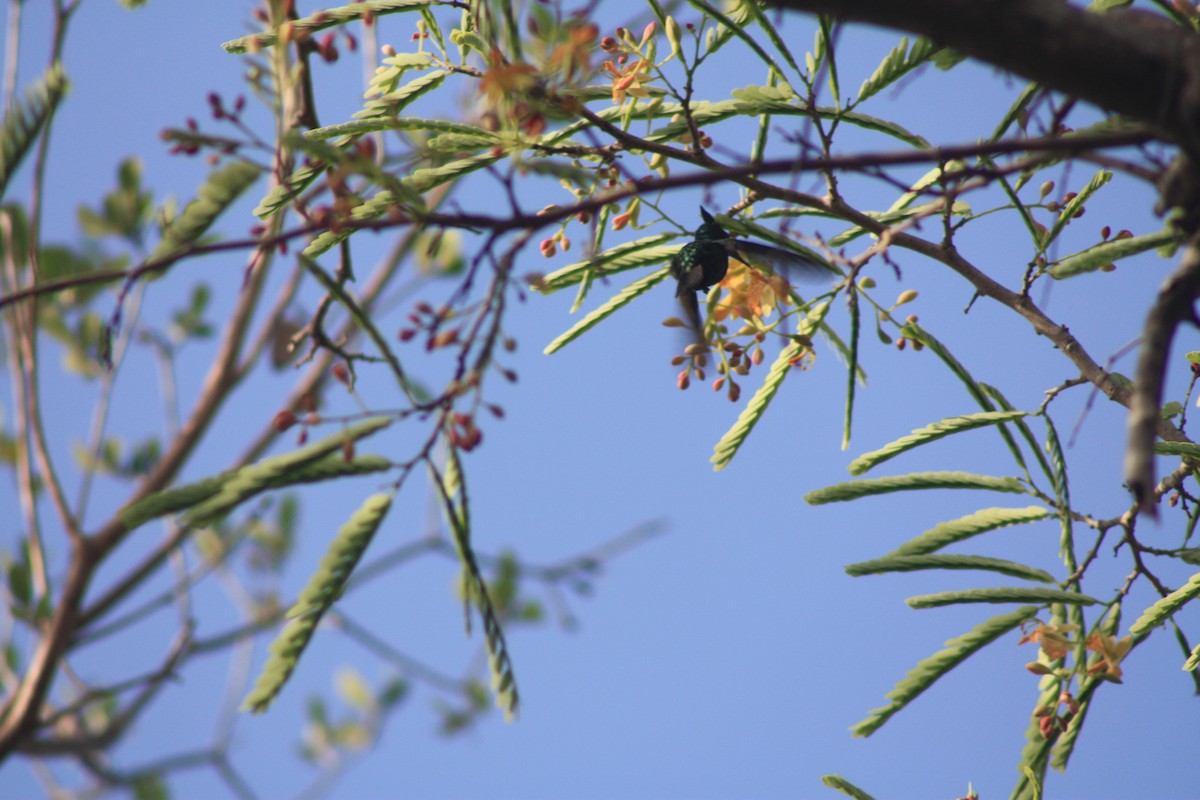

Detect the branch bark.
[
  {"left": 766, "top": 0, "right": 1200, "bottom": 147},
  {"left": 767, "top": 0, "right": 1200, "bottom": 513}
]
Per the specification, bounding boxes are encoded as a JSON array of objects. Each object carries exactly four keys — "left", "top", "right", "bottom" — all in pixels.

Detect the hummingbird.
[{"left": 670, "top": 207, "right": 829, "bottom": 340}]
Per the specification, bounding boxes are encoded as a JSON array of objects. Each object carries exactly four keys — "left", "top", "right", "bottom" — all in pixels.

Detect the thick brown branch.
[
  {"left": 766, "top": 0, "right": 1200, "bottom": 147},
  {"left": 1126, "top": 238, "right": 1200, "bottom": 515}
]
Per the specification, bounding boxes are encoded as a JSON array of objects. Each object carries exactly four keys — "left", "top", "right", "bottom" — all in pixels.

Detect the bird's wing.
[
  {"left": 676, "top": 287, "right": 704, "bottom": 343},
  {"left": 729, "top": 240, "right": 831, "bottom": 282}
]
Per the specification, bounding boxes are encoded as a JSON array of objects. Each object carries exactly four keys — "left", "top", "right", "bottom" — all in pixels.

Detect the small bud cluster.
[
  {"left": 271, "top": 393, "right": 321, "bottom": 444},
  {"left": 396, "top": 302, "right": 460, "bottom": 351},
  {"left": 539, "top": 230, "right": 571, "bottom": 258},
  {"left": 892, "top": 315, "right": 925, "bottom": 352},
  {"left": 447, "top": 412, "right": 483, "bottom": 451},
  {"left": 671, "top": 337, "right": 767, "bottom": 402},
  {"left": 164, "top": 92, "right": 247, "bottom": 161},
  {"left": 1032, "top": 690, "right": 1082, "bottom": 741}
]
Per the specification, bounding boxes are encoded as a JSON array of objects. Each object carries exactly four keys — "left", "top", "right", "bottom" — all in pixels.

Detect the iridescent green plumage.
[{"left": 670, "top": 207, "right": 829, "bottom": 336}]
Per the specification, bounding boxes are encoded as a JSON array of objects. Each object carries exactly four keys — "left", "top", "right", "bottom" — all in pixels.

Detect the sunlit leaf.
[
  {"left": 845, "top": 554, "right": 1055, "bottom": 583},
  {"left": 888, "top": 506, "right": 1050, "bottom": 556},
  {"left": 850, "top": 411, "right": 1032, "bottom": 475},
  {"left": 805, "top": 472, "right": 1028, "bottom": 504},
  {"left": 543, "top": 267, "right": 670, "bottom": 354},
  {"left": 1129, "top": 571, "right": 1200, "bottom": 636},
  {"left": 851, "top": 606, "right": 1037, "bottom": 737},
  {"left": 906, "top": 587, "right": 1098, "bottom": 609}
]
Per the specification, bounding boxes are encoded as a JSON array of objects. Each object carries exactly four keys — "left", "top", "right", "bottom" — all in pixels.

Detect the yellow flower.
[
  {"left": 1018, "top": 621, "right": 1078, "bottom": 661},
  {"left": 545, "top": 22, "right": 598, "bottom": 82},
  {"left": 713, "top": 260, "right": 791, "bottom": 322},
  {"left": 602, "top": 58, "right": 652, "bottom": 105},
  {"left": 479, "top": 49, "right": 539, "bottom": 105},
  {"left": 1086, "top": 633, "right": 1132, "bottom": 682}
]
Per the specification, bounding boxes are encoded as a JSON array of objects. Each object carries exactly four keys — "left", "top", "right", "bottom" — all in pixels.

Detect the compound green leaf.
[
  {"left": 850, "top": 411, "right": 1032, "bottom": 475},
  {"left": 1049, "top": 227, "right": 1176, "bottom": 278},
  {"left": 1129, "top": 571, "right": 1200, "bottom": 636},
  {"left": 845, "top": 554, "right": 1054, "bottom": 583},
  {"left": 821, "top": 775, "right": 878, "bottom": 800},
  {"left": 241, "top": 492, "right": 393, "bottom": 713},
  {"left": 805, "top": 472, "right": 1028, "bottom": 505},
  {"left": 0, "top": 63, "right": 68, "bottom": 201},
  {"left": 543, "top": 268, "right": 670, "bottom": 354},
  {"left": 535, "top": 234, "right": 680, "bottom": 294},
  {"left": 222, "top": 1, "right": 435, "bottom": 53},
  {"left": 711, "top": 301, "right": 832, "bottom": 471},
  {"left": 906, "top": 588, "right": 1098, "bottom": 609},
  {"left": 147, "top": 160, "right": 259, "bottom": 264},
  {"left": 856, "top": 37, "right": 940, "bottom": 105},
  {"left": 889, "top": 506, "right": 1050, "bottom": 557},
  {"left": 851, "top": 606, "right": 1037, "bottom": 737}
]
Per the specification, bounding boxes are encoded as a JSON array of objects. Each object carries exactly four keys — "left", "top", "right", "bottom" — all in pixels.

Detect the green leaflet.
[
  {"left": 287, "top": 493, "right": 393, "bottom": 619},
  {"left": 903, "top": 323, "right": 1028, "bottom": 470},
  {"left": 222, "top": 1, "right": 435, "bottom": 53},
  {"left": 990, "top": 81, "right": 1040, "bottom": 142},
  {"left": 1129, "top": 571, "right": 1200, "bottom": 636},
  {"left": 542, "top": 267, "right": 670, "bottom": 355},
  {"left": 851, "top": 606, "right": 1037, "bottom": 737},
  {"left": 685, "top": 0, "right": 754, "bottom": 57},
  {"left": 906, "top": 588, "right": 1099, "bottom": 609},
  {"left": 255, "top": 118, "right": 494, "bottom": 219},
  {"left": 820, "top": 775, "right": 878, "bottom": 800},
  {"left": 685, "top": 0, "right": 797, "bottom": 95},
  {"left": 254, "top": 160, "right": 327, "bottom": 220},
  {"left": 146, "top": 160, "right": 260, "bottom": 265},
  {"left": 646, "top": 94, "right": 931, "bottom": 149},
  {"left": 1184, "top": 642, "right": 1200, "bottom": 671},
  {"left": 432, "top": 450, "right": 520, "bottom": 721},
  {"left": 818, "top": 16, "right": 841, "bottom": 103},
  {"left": 845, "top": 554, "right": 1055, "bottom": 583},
  {"left": 741, "top": 2, "right": 805, "bottom": 81},
  {"left": 887, "top": 506, "right": 1051, "bottom": 557},
  {"left": 182, "top": 417, "right": 392, "bottom": 528},
  {"left": 306, "top": 116, "right": 493, "bottom": 142},
  {"left": 1041, "top": 415, "right": 1076, "bottom": 566},
  {"left": 980, "top": 383, "right": 1045, "bottom": 482},
  {"left": 359, "top": 52, "right": 436, "bottom": 114},
  {"left": 302, "top": 152, "right": 499, "bottom": 256},
  {"left": 0, "top": 62, "right": 68, "bottom": 202},
  {"left": 849, "top": 411, "right": 1033, "bottom": 475},
  {"left": 241, "top": 492, "right": 393, "bottom": 713},
  {"left": 1050, "top": 227, "right": 1179, "bottom": 278},
  {"left": 711, "top": 300, "right": 832, "bottom": 471},
  {"left": 353, "top": 69, "right": 449, "bottom": 120},
  {"left": 1156, "top": 441, "right": 1200, "bottom": 459},
  {"left": 425, "top": 132, "right": 504, "bottom": 152},
  {"left": 258, "top": 59, "right": 452, "bottom": 220},
  {"left": 805, "top": 472, "right": 1028, "bottom": 505},
  {"left": 843, "top": 288, "right": 861, "bottom": 449},
  {"left": 118, "top": 473, "right": 228, "bottom": 531},
  {"left": 535, "top": 234, "right": 680, "bottom": 294},
  {"left": 827, "top": 200, "right": 971, "bottom": 248},
  {"left": 856, "top": 37, "right": 940, "bottom": 105}
]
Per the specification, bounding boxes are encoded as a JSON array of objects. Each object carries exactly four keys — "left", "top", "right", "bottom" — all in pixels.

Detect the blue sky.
[{"left": 3, "top": 2, "right": 1197, "bottom": 799}]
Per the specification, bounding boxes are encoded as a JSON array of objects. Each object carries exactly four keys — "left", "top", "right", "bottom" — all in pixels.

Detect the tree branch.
[{"left": 765, "top": 0, "right": 1200, "bottom": 148}]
